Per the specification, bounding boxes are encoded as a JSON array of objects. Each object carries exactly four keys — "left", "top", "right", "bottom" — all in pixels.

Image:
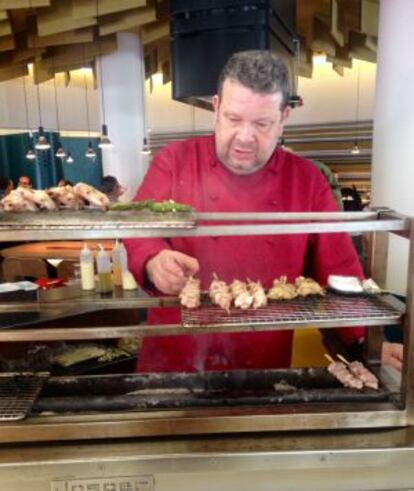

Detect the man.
[
  {"left": 18, "top": 175, "right": 32, "bottom": 188},
  {"left": 124, "top": 50, "right": 401, "bottom": 372},
  {"left": 0, "top": 177, "right": 13, "bottom": 199},
  {"left": 100, "top": 175, "right": 126, "bottom": 202}
]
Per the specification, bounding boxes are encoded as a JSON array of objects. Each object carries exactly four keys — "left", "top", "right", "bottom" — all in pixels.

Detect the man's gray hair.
[{"left": 217, "top": 50, "right": 291, "bottom": 108}]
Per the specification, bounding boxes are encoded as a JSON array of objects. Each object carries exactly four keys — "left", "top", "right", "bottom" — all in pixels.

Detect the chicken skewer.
[
  {"left": 179, "top": 276, "right": 201, "bottom": 309},
  {"left": 337, "top": 354, "right": 379, "bottom": 390},
  {"left": 209, "top": 273, "right": 232, "bottom": 313},
  {"left": 247, "top": 278, "right": 267, "bottom": 309},
  {"left": 324, "top": 354, "right": 364, "bottom": 390},
  {"left": 267, "top": 276, "right": 297, "bottom": 300},
  {"left": 230, "top": 279, "right": 253, "bottom": 310}
]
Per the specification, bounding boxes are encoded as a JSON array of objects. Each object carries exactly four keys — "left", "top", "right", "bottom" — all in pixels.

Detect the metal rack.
[{"left": 0, "top": 208, "right": 413, "bottom": 443}]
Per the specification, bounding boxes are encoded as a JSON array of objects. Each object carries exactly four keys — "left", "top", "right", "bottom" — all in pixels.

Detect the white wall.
[
  {"left": 0, "top": 68, "right": 100, "bottom": 132},
  {"left": 145, "top": 59, "right": 377, "bottom": 133}
]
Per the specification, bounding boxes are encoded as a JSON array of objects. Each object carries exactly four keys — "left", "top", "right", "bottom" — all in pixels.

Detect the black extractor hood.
[{"left": 170, "top": 0, "right": 297, "bottom": 109}]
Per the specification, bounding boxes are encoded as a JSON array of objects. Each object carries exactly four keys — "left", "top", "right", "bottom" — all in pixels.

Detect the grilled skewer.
[
  {"left": 337, "top": 354, "right": 379, "bottom": 390},
  {"left": 325, "top": 354, "right": 364, "bottom": 390}
]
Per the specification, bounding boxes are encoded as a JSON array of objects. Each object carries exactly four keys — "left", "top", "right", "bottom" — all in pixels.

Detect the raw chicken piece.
[
  {"left": 230, "top": 279, "right": 253, "bottom": 310},
  {"left": 295, "top": 276, "right": 325, "bottom": 297},
  {"left": 48, "top": 185, "right": 84, "bottom": 209},
  {"left": 1, "top": 190, "right": 38, "bottom": 211},
  {"left": 267, "top": 276, "right": 297, "bottom": 300},
  {"left": 16, "top": 186, "right": 57, "bottom": 210},
  {"left": 179, "top": 276, "right": 201, "bottom": 309},
  {"left": 247, "top": 279, "right": 267, "bottom": 309},
  {"left": 73, "top": 182, "right": 110, "bottom": 210},
  {"left": 209, "top": 273, "right": 232, "bottom": 313}
]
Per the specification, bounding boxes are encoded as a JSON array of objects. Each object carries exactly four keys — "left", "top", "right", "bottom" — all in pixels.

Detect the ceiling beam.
[
  {"left": 37, "top": 0, "right": 97, "bottom": 37},
  {"left": 28, "top": 27, "right": 94, "bottom": 48},
  {"left": 99, "top": 6, "right": 156, "bottom": 36},
  {"left": 74, "top": 0, "right": 147, "bottom": 19}
]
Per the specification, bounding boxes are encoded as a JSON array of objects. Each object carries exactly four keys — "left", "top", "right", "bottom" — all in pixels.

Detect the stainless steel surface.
[
  {"left": 0, "top": 210, "right": 408, "bottom": 241},
  {"left": 0, "top": 294, "right": 403, "bottom": 342},
  {"left": 182, "top": 293, "right": 401, "bottom": 329},
  {"left": 0, "top": 208, "right": 412, "bottom": 444},
  {"left": 0, "top": 372, "right": 49, "bottom": 421},
  {"left": 402, "top": 218, "right": 414, "bottom": 424},
  {"left": 0, "top": 405, "right": 406, "bottom": 444},
  {"left": 5, "top": 427, "right": 414, "bottom": 491},
  {"left": 195, "top": 211, "right": 378, "bottom": 220}
]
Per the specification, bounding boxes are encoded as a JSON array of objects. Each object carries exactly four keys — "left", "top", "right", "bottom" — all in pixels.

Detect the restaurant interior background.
[{"left": 0, "top": 0, "right": 378, "bottom": 200}]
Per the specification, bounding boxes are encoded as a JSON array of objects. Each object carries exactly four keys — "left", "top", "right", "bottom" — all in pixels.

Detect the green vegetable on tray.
[{"left": 109, "top": 199, "right": 192, "bottom": 213}]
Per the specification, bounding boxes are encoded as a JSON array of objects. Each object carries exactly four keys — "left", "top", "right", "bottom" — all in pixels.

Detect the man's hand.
[
  {"left": 146, "top": 250, "right": 199, "bottom": 295},
  {"left": 382, "top": 342, "right": 403, "bottom": 371}
]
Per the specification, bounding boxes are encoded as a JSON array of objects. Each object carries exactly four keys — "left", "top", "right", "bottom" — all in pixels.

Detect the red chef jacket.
[{"left": 124, "top": 135, "right": 364, "bottom": 372}]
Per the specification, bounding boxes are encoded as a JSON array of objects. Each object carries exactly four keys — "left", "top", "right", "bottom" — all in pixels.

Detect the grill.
[
  {"left": 0, "top": 372, "right": 49, "bottom": 421},
  {"left": 182, "top": 293, "right": 401, "bottom": 328},
  {"left": 32, "top": 369, "right": 390, "bottom": 414}
]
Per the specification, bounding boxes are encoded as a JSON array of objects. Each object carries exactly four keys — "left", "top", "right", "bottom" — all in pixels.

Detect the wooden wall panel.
[{"left": 99, "top": 7, "right": 156, "bottom": 36}]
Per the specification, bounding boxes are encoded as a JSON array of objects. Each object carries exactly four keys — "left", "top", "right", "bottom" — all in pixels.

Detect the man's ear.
[
  {"left": 212, "top": 94, "right": 220, "bottom": 113},
  {"left": 281, "top": 105, "right": 291, "bottom": 124}
]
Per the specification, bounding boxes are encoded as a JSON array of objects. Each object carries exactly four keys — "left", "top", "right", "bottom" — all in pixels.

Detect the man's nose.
[{"left": 235, "top": 123, "right": 255, "bottom": 143}]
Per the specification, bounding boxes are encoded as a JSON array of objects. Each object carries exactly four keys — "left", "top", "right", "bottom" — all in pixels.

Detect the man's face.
[
  {"left": 19, "top": 177, "right": 31, "bottom": 188},
  {"left": 212, "top": 79, "right": 290, "bottom": 175}
]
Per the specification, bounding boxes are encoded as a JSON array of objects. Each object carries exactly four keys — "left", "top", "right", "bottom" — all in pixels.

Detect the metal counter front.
[{"left": 1, "top": 428, "right": 414, "bottom": 490}]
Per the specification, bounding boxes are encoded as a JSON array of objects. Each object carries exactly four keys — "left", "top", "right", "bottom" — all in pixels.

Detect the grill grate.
[
  {"left": 182, "top": 293, "right": 401, "bottom": 328},
  {"left": 0, "top": 372, "right": 49, "bottom": 421}
]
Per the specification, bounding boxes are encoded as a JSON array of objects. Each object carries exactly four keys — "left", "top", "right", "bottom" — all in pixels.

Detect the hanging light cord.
[
  {"left": 52, "top": 58, "right": 61, "bottom": 133},
  {"left": 29, "top": 0, "right": 43, "bottom": 128},
  {"left": 22, "top": 75, "right": 30, "bottom": 131},
  {"left": 96, "top": 0, "right": 106, "bottom": 125},
  {"left": 83, "top": 46, "right": 91, "bottom": 138},
  {"left": 355, "top": 62, "right": 361, "bottom": 142}
]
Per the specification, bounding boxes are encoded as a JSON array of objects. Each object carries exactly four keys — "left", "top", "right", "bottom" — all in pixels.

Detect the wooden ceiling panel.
[
  {"left": 0, "top": 0, "right": 378, "bottom": 83},
  {"left": 28, "top": 27, "right": 94, "bottom": 48},
  {"left": 37, "top": 0, "right": 97, "bottom": 37},
  {"left": 74, "top": 0, "right": 147, "bottom": 19},
  {"left": 0, "top": 63, "right": 27, "bottom": 81},
  {"left": 0, "top": 34, "right": 14, "bottom": 51},
  {"left": 99, "top": 6, "right": 156, "bottom": 36},
  {"left": 0, "top": 0, "right": 50, "bottom": 7}
]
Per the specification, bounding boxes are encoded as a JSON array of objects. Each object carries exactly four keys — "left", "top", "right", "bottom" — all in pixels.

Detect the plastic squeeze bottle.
[
  {"left": 96, "top": 244, "right": 113, "bottom": 293},
  {"left": 80, "top": 243, "right": 95, "bottom": 290},
  {"left": 111, "top": 240, "right": 123, "bottom": 287}
]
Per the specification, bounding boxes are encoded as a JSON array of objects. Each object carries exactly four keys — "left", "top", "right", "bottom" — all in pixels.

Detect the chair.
[{"left": 2, "top": 258, "right": 48, "bottom": 282}]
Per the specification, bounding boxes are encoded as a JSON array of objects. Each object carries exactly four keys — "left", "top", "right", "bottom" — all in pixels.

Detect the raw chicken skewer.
[
  {"left": 295, "top": 276, "right": 325, "bottom": 297},
  {"left": 267, "top": 276, "right": 297, "bottom": 300},
  {"left": 179, "top": 276, "right": 201, "bottom": 309},
  {"left": 209, "top": 273, "right": 232, "bottom": 313},
  {"left": 48, "top": 185, "right": 84, "bottom": 210},
  {"left": 337, "top": 354, "right": 379, "bottom": 390},
  {"left": 247, "top": 278, "right": 267, "bottom": 309},
  {"left": 324, "top": 354, "right": 364, "bottom": 390},
  {"left": 230, "top": 279, "right": 253, "bottom": 310},
  {"left": 73, "top": 182, "right": 110, "bottom": 210}
]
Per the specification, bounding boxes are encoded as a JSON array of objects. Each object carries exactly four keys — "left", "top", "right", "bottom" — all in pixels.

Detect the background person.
[
  {"left": 0, "top": 177, "right": 13, "bottom": 199},
  {"left": 18, "top": 175, "right": 32, "bottom": 188},
  {"left": 100, "top": 175, "right": 126, "bottom": 202}
]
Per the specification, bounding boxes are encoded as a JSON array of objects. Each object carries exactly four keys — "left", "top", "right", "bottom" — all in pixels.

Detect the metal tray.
[
  {"left": 0, "top": 372, "right": 49, "bottom": 421},
  {"left": 181, "top": 293, "right": 402, "bottom": 330}
]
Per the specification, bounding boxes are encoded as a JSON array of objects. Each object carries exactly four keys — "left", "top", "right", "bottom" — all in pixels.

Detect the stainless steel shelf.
[
  {"left": 0, "top": 210, "right": 408, "bottom": 240},
  {"left": 0, "top": 293, "right": 403, "bottom": 342}
]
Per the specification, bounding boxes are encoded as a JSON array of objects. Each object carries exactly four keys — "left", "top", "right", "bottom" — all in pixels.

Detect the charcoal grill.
[{"left": 0, "top": 208, "right": 412, "bottom": 444}]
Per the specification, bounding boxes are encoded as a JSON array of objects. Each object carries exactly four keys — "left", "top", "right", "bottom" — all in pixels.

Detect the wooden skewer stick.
[
  {"left": 324, "top": 353, "right": 335, "bottom": 364},
  {"left": 337, "top": 354, "right": 350, "bottom": 365}
]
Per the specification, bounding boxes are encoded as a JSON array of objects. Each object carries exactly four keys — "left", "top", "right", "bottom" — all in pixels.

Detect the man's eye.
[{"left": 256, "top": 122, "right": 270, "bottom": 129}]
